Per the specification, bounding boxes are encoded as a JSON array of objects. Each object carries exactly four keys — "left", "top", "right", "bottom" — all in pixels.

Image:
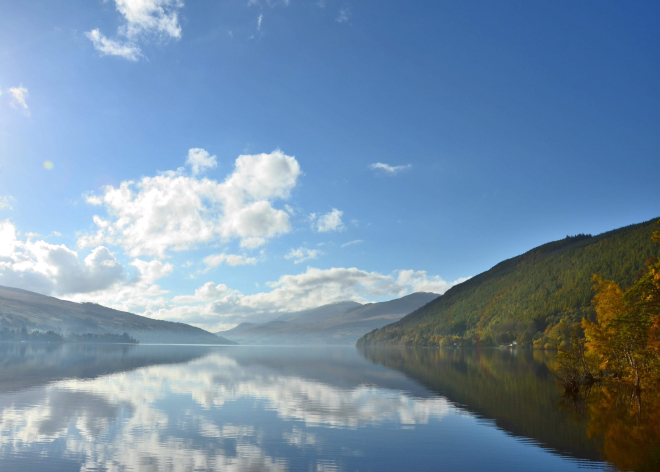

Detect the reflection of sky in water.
[{"left": 0, "top": 347, "right": 610, "bottom": 472}]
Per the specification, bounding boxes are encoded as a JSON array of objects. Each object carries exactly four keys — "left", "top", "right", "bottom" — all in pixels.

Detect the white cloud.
[
  {"left": 115, "top": 0, "right": 184, "bottom": 39},
  {"left": 131, "top": 258, "right": 174, "bottom": 284},
  {"left": 204, "top": 253, "right": 258, "bottom": 269},
  {"left": 64, "top": 257, "right": 175, "bottom": 314},
  {"left": 257, "top": 14, "right": 263, "bottom": 31},
  {"left": 341, "top": 239, "right": 363, "bottom": 248},
  {"left": 336, "top": 5, "right": 351, "bottom": 23},
  {"left": 8, "top": 86, "right": 29, "bottom": 114},
  {"left": 172, "top": 281, "right": 232, "bottom": 304},
  {"left": 186, "top": 148, "right": 217, "bottom": 175},
  {"left": 396, "top": 270, "right": 471, "bottom": 295},
  {"left": 86, "top": 0, "right": 184, "bottom": 60},
  {"left": 313, "top": 209, "right": 344, "bottom": 233},
  {"left": 85, "top": 29, "right": 142, "bottom": 61},
  {"left": 148, "top": 266, "right": 465, "bottom": 331},
  {"left": 240, "top": 237, "right": 266, "bottom": 249},
  {"left": 369, "top": 162, "right": 412, "bottom": 175},
  {"left": 0, "top": 220, "right": 125, "bottom": 296},
  {"left": 284, "top": 247, "right": 321, "bottom": 264},
  {"left": 79, "top": 149, "right": 301, "bottom": 258}
]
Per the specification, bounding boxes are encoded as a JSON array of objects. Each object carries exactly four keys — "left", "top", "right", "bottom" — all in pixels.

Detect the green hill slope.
[{"left": 358, "top": 218, "right": 660, "bottom": 347}]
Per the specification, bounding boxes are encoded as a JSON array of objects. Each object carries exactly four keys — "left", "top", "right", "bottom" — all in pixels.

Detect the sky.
[{"left": 0, "top": 0, "right": 658, "bottom": 331}]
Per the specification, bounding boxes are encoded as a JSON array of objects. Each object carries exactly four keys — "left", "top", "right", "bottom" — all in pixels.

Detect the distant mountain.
[
  {"left": 0, "top": 285, "right": 235, "bottom": 345},
  {"left": 216, "top": 292, "right": 439, "bottom": 345},
  {"left": 358, "top": 217, "right": 660, "bottom": 347},
  {"left": 273, "top": 301, "right": 363, "bottom": 324}
]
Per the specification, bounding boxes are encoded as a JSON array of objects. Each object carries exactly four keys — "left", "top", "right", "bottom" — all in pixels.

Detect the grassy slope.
[{"left": 358, "top": 218, "right": 660, "bottom": 347}]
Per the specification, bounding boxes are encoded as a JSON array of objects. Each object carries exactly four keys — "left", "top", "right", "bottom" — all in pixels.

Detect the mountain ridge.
[
  {"left": 0, "top": 285, "right": 235, "bottom": 344},
  {"left": 217, "top": 292, "right": 439, "bottom": 345}
]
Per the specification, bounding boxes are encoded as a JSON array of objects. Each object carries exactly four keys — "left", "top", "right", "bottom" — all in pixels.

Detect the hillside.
[
  {"left": 217, "top": 292, "right": 438, "bottom": 345},
  {"left": 358, "top": 218, "right": 660, "bottom": 347},
  {"left": 0, "top": 285, "right": 235, "bottom": 345}
]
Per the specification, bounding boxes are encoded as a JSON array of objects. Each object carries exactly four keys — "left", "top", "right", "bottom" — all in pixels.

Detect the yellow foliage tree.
[{"left": 583, "top": 266, "right": 660, "bottom": 391}]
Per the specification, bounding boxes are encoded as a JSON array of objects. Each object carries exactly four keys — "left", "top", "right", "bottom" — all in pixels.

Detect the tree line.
[{"left": 0, "top": 327, "right": 138, "bottom": 344}]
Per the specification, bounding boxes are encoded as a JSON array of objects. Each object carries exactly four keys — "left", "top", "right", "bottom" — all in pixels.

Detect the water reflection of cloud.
[{"left": 0, "top": 352, "right": 453, "bottom": 471}]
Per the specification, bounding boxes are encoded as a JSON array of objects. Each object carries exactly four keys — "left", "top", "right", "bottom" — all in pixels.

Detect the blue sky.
[{"left": 0, "top": 0, "right": 658, "bottom": 330}]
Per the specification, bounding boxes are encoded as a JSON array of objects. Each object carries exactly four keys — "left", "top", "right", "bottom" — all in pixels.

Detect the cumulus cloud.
[
  {"left": 147, "top": 266, "right": 465, "bottom": 331},
  {"left": 172, "top": 281, "right": 232, "bottom": 304},
  {"left": 8, "top": 86, "right": 29, "bottom": 114},
  {"left": 313, "top": 209, "right": 344, "bottom": 233},
  {"left": 284, "top": 247, "right": 321, "bottom": 264},
  {"left": 63, "top": 257, "right": 175, "bottom": 315},
  {"left": 86, "top": 0, "right": 184, "bottom": 60},
  {"left": 186, "top": 148, "right": 217, "bottom": 175},
  {"left": 203, "top": 253, "right": 258, "bottom": 269},
  {"left": 369, "top": 162, "right": 412, "bottom": 175},
  {"left": 79, "top": 149, "right": 301, "bottom": 258},
  {"left": 0, "top": 220, "right": 125, "bottom": 296}
]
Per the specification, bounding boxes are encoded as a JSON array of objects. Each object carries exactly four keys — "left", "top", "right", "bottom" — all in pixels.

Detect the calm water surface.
[{"left": 0, "top": 344, "right": 627, "bottom": 471}]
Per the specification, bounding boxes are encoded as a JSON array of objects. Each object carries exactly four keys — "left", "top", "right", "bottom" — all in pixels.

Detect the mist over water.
[{"left": 0, "top": 344, "right": 614, "bottom": 471}]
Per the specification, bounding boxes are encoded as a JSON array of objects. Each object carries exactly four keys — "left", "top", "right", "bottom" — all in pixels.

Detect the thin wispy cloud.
[
  {"left": 336, "top": 5, "right": 351, "bottom": 23},
  {"left": 0, "top": 196, "right": 15, "bottom": 210},
  {"left": 369, "top": 162, "right": 412, "bottom": 175},
  {"left": 203, "top": 253, "right": 258, "bottom": 270},
  {"left": 86, "top": 0, "right": 184, "bottom": 61},
  {"left": 341, "top": 239, "right": 363, "bottom": 248},
  {"left": 285, "top": 247, "right": 321, "bottom": 264},
  {"left": 86, "top": 29, "right": 142, "bottom": 61},
  {"left": 248, "top": 0, "right": 290, "bottom": 7},
  {"left": 257, "top": 14, "right": 263, "bottom": 31},
  {"left": 8, "top": 86, "right": 29, "bottom": 115}
]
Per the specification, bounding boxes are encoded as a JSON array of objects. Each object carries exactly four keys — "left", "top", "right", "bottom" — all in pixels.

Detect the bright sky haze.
[{"left": 0, "top": 0, "right": 658, "bottom": 330}]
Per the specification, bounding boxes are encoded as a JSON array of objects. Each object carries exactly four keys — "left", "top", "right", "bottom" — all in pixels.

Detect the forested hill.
[{"left": 358, "top": 217, "right": 660, "bottom": 347}]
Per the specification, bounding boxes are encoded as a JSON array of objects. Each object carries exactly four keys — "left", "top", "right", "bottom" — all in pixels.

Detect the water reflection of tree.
[
  {"left": 359, "top": 346, "right": 604, "bottom": 462},
  {"left": 560, "top": 383, "right": 660, "bottom": 472}
]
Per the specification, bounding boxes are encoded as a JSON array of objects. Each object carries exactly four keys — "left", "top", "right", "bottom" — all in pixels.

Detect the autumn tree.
[{"left": 582, "top": 228, "right": 660, "bottom": 391}]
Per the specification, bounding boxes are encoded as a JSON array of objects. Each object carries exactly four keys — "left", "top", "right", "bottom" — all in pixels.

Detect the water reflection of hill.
[
  {"left": 358, "top": 347, "right": 604, "bottom": 462},
  {"left": 0, "top": 343, "right": 215, "bottom": 393}
]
